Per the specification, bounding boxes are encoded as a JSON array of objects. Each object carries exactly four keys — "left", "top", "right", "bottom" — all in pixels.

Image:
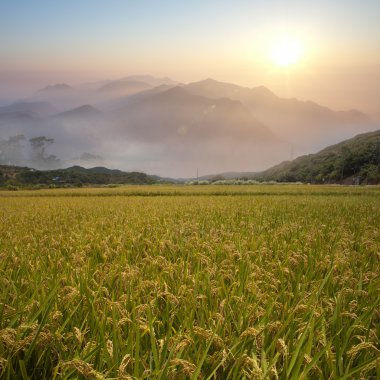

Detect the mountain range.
[{"left": 0, "top": 75, "right": 378, "bottom": 177}]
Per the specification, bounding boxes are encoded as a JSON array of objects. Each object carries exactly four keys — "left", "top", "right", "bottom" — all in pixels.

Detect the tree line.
[{"left": 0, "top": 135, "right": 60, "bottom": 169}]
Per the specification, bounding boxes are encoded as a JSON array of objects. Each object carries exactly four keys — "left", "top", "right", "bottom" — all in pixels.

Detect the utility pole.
[{"left": 197, "top": 168, "right": 199, "bottom": 181}]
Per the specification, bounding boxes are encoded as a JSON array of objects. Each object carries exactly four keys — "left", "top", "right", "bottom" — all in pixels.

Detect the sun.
[{"left": 271, "top": 38, "right": 303, "bottom": 67}]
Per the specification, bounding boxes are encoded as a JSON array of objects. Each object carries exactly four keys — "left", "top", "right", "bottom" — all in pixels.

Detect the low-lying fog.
[{"left": 0, "top": 75, "right": 378, "bottom": 178}]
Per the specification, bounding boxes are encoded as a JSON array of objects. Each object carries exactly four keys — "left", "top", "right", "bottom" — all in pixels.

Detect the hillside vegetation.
[
  {"left": 256, "top": 130, "right": 380, "bottom": 184},
  {"left": 0, "top": 165, "right": 158, "bottom": 188}
]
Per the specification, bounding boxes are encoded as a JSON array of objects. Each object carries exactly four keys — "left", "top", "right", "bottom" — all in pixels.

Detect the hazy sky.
[{"left": 1, "top": 0, "right": 379, "bottom": 115}]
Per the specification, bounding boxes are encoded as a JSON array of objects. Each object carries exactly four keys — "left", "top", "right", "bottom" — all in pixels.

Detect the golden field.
[{"left": 0, "top": 185, "right": 379, "bottom": 379}]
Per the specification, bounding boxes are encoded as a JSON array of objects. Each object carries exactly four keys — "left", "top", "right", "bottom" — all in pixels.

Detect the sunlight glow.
[{"left": 271, "top": 38, "right": 303, "bottom": 67}]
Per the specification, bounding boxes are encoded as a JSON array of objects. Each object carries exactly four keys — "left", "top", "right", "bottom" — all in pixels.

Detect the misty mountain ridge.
[
  {"left": 97, "top": 80, "right": 152, "bottom": 96},
  {"left": 102, "top": 84, "right": 174, "bottom": 111},
  {"left": 76, "top": 76, "right": 176, "bottom": 93},
  {"left": 0, "top": 110, "right": 41, "bottom": 123},
  {"left": 185, "top": 78, "right": 366, "bottom": 118},
  {"left": 184, "top": 78, "right": 371, "bottom": 150},
  {"left": 111, "top": 85, "right": 277, "bottom": 142},
  {"left": 185, "top": 78, "right": 277, "bottom": 102},
  {"left": 37, "top": 83, "right": 73, "bottom": 93},
  {"left": 30, "top": 76, "right": 177, "bottom": 111},
  {"left": 0, "top": 74, "right": 378, "bottom": 176},
  {"left": 55, "top": 104, "right": 101, "bottom": 119},
  {"left": 0, "top": 101, "right": 57, "bottom": 117},
  {"left": 119, "top": 75, "right": 178, "bottom": 87}
]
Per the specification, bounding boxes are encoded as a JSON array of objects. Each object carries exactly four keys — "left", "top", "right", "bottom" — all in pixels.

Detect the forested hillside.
[{"left": 255, "top": 130, "right": 380, "bottom": 184}]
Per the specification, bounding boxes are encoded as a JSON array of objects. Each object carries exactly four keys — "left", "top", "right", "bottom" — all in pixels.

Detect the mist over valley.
[{"left": 1, "top": 76, "right": 377, "bottom": 177}]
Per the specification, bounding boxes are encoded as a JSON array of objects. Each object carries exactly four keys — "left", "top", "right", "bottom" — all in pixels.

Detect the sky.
[{"left": 1, "top": 0, "right": 380, "bottom": 114}]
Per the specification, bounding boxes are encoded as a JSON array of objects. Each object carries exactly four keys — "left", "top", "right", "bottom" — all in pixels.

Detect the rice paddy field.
[{"left": 0, "top": 185, "right": 379, "bottom": 379}]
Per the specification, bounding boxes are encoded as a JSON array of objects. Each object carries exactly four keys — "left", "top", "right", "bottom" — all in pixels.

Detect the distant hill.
[
  {"left": 32, "top": 83, "right": 86, "bottom": 111},
  {"left": 78, "top": 75, "right": 177, "bottom": 91},
  {"left": 0, "top": 101, "right": 57, "bottom": 116},
  {"left": 0, "top": 107, "right": 43, "bottom": 134},
  {"left": 255, "top": 130, "right": 380, "bottom": 184},
  {"left": 0, "top": 110, "right": 41, "bottom": 124},
  {"left": 198, "top": 171, "right": 258, "bottom": 181},
  {"left": 37, "top": 84, "right": 73, "bottom": 93},
  {"left": 185, "top": 78, "right": 276, "bottom": 104},
  {"left": 119, "top": 75, "right": 178, "bottom": 87},
  {"left": 0, "top": 102, "right": 54, "bottom": 127},
  {"left": 185, "top": 78, "right": 372, "bottom": 151},
  {"left": 112, "top": 86, "right": 277, "bottom": 142},
  {"left": 66, "top": 165, "right": 125, "bottom": 175},
  {"left": 0, "top": 165, "right": 169, "bottom": 187},
  {"left": 98, "top": 80, "right": 152, "bottom": 96},
  {"left": 102, "top": 84, "right": 173, "bottom": 110},
  {"left": 55, "top": 104, "right": 101, "bottom": 119}
]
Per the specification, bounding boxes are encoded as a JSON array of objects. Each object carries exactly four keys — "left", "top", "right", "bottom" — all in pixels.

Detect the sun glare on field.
[{"left": 271, "top": 38, "right": 303, "bottom": 67}]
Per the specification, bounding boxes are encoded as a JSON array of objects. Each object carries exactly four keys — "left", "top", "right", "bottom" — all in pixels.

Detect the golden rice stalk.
[
  {"left": 0, "top": 357, "right": 8, "bottom": 376},
  {"left": 267, "top": 321, "right": 282, "bottom": 333},
  {"left": 349, "top": 300, "right": 358, "bottom": 311},
  {"left": 347, "top": 342, "right": 380, "bottom": 360},
  {"left": 83, "top": 340, "right": 97, "bottom": 356},
  {"left": 117, "top": 316, "right": 132, "bottom": 328},
  {"left": 303, "top": 354, "right": 322, "bottom": 375},
  {"left": 240, "top": 327, "right": 261, "bottom": 339},
  {"left": 61, "top": 286, "right": 80, "bottom": 303},
  {"left": 35, "top": 330, "right": 54, "bottom": 347},
  {"left": 174, "top": 337, "right": 194, "bottom": 353},
  {"left": 276, "top": 339, "right": 288, "bottom": 356},
  {"left": 358, "top": 357, "right": 380, "bottom": 377},
  {"left": 106, "top": 339, "right": 113, "bottom": 359},
  {"left": 52, "top": 310, "right": 63, "bottom": 321},
  {"left": 268, "top": 365, "right": 279, "bottom": 380},
  {"left": 193, "top": 326, "right": 224, "bottom": 349},
  {"left": 0, "top": 303, "right": 16, "bottom": 317},
  {"left": 240, "top": 354, "right": 263, "bottom": 379},
  {"left": 206, "top": 348, "right": 229, "bottom": 368},
  {"left": 169, "top": 358, "right": 196, "bottom": 376},
  {"left": 61, "top": 359, "right": 105, "bottom": 379},
  {"left": 118, "top": 353, "right": 134, "bottom": 379},
  {"left": 0, "top": 328, "right": 16, "bottom": 349},
  {"left": 340, "top": 312, "right": 358, "bottom": 320},
  {"left": 74, "top": 327, "right": 85, "bottom": 344}
]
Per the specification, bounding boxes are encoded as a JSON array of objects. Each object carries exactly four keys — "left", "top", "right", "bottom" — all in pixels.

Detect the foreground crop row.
[{"left": 0, "top": 186, "right": 379, "bottom": 379}]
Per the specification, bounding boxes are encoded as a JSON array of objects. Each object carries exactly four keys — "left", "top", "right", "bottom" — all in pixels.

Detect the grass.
[{"left": 0, "top": 185, "right": 379, "bottom": 379}]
